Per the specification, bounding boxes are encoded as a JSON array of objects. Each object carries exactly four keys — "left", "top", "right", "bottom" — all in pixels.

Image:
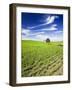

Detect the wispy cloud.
[
  {"left": 21, "top": 14, "right": 63, "bottom": 42},
  {"left": 29, "top": 32, "right": 45, "bottom": 36},
  {"left": 22, "top": 28, "right": 63, "bottom": 41},
  {"left": 28, "top": 16, "right": 59, "bottom": 29},
  {"left": 35, "top": 34, "right": 49, "bottom": 41},
  {"left": 41, "top": 24, "right": 57, "bottom": 31},
  {"left": 22, "top": 28, "right": 45, "bottom": 36},
  {"left": 45, "top": 16, "right": 58, "bottom": 24},
  {"left": 21, "top": 29, "right": 30, "bottom": 35},
  {"left": 22, "top": 31, "right": 63, "bottom": 42}
]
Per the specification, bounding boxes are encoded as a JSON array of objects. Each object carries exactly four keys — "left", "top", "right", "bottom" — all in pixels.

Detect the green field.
[{"left": 21, "top": 40, "right": 63, "bottom": 77}]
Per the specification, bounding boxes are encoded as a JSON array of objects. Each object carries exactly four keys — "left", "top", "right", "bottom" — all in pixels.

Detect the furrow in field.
[
  {"left": 48, "top": 55, "right": 63, "bottom": 69},
  {"left": 48, "top": 61, "right": 63, "bottom": 75},
  {"left": 22, "top": 51, "right": 61, "bottom": 72},
  {"left": 37, "top": 55, "right": 63, "bottom": 76},
  {"left": 25, "top": 53, "right": 63, "bottom": 76},
  {"left": 45, "top": 57, "right": 63, "bottom": 75},
  {"left": 52, "top": 65, "right": 63, "bottom": 75}
]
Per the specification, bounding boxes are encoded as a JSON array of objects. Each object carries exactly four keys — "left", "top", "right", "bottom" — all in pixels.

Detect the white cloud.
[
  {"left": 52, "top": 24, "right": 57, "bottom": 27},
  {"left": 22, "top": 28, "right": 45, "bottom": 36},
  {"left": 34, "top": 33, "right": 63, "bottom": 42},
  {"left": 29, "top": 31, "right": 45, "bottom": 36},
  {"left": 28, "top": 23, "right": 46, "bottom": 29},
  {"left": 51, "top": 37, "right": 63, "bottom": 42},
  {"left": 45, "top": 16, "right": 58, "bottom": 24},
  {"left": 21, "top": 29, "right": 31, "bottom": 40},
  {"left": 41, "top": 24, "right": 57, "bottom": 31},
  {"left": 55, "top": 30, "right": 63, "bottom": 33},
  {"left": 21, "top": 23, "right": 63, "bottom": 42},
  {"left": 22, "top": 30, "right": 63, "bottom": 42},
  {"left": 21, "top": 29, "right": 30, "bottom": 35},
  {"left": 42, "top": 27, "right": 57, "bottom": 31},
  {"left": 35, "top": 34, "right": 48, "bottom": 41},
  {"left": 28, "top": 16, "right": 58, "bottom": 29},
  {"left": 22, "top": 35, "right": 32, "bottom": 40},
  {"left": 21, "top": 29, "right": 48, "bottom": 41}
]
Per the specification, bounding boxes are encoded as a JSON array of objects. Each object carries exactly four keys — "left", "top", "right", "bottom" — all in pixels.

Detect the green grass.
[{"left": 21, "top": 40, "right": 63, "bottom": 77}]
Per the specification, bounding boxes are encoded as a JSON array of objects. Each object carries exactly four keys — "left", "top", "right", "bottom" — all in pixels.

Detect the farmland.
[{"left": 21, "top": 40, "right": 63, "bottom": 77}]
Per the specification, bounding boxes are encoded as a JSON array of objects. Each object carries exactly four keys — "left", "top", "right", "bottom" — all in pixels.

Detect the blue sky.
[{"left": 21, "top": 12, "right": 63, "bottom": 42}]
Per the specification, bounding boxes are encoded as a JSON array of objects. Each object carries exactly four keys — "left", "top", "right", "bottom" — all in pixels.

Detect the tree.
[{"left": 46, "top": 38, "right": 50, "bottom": 43}]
